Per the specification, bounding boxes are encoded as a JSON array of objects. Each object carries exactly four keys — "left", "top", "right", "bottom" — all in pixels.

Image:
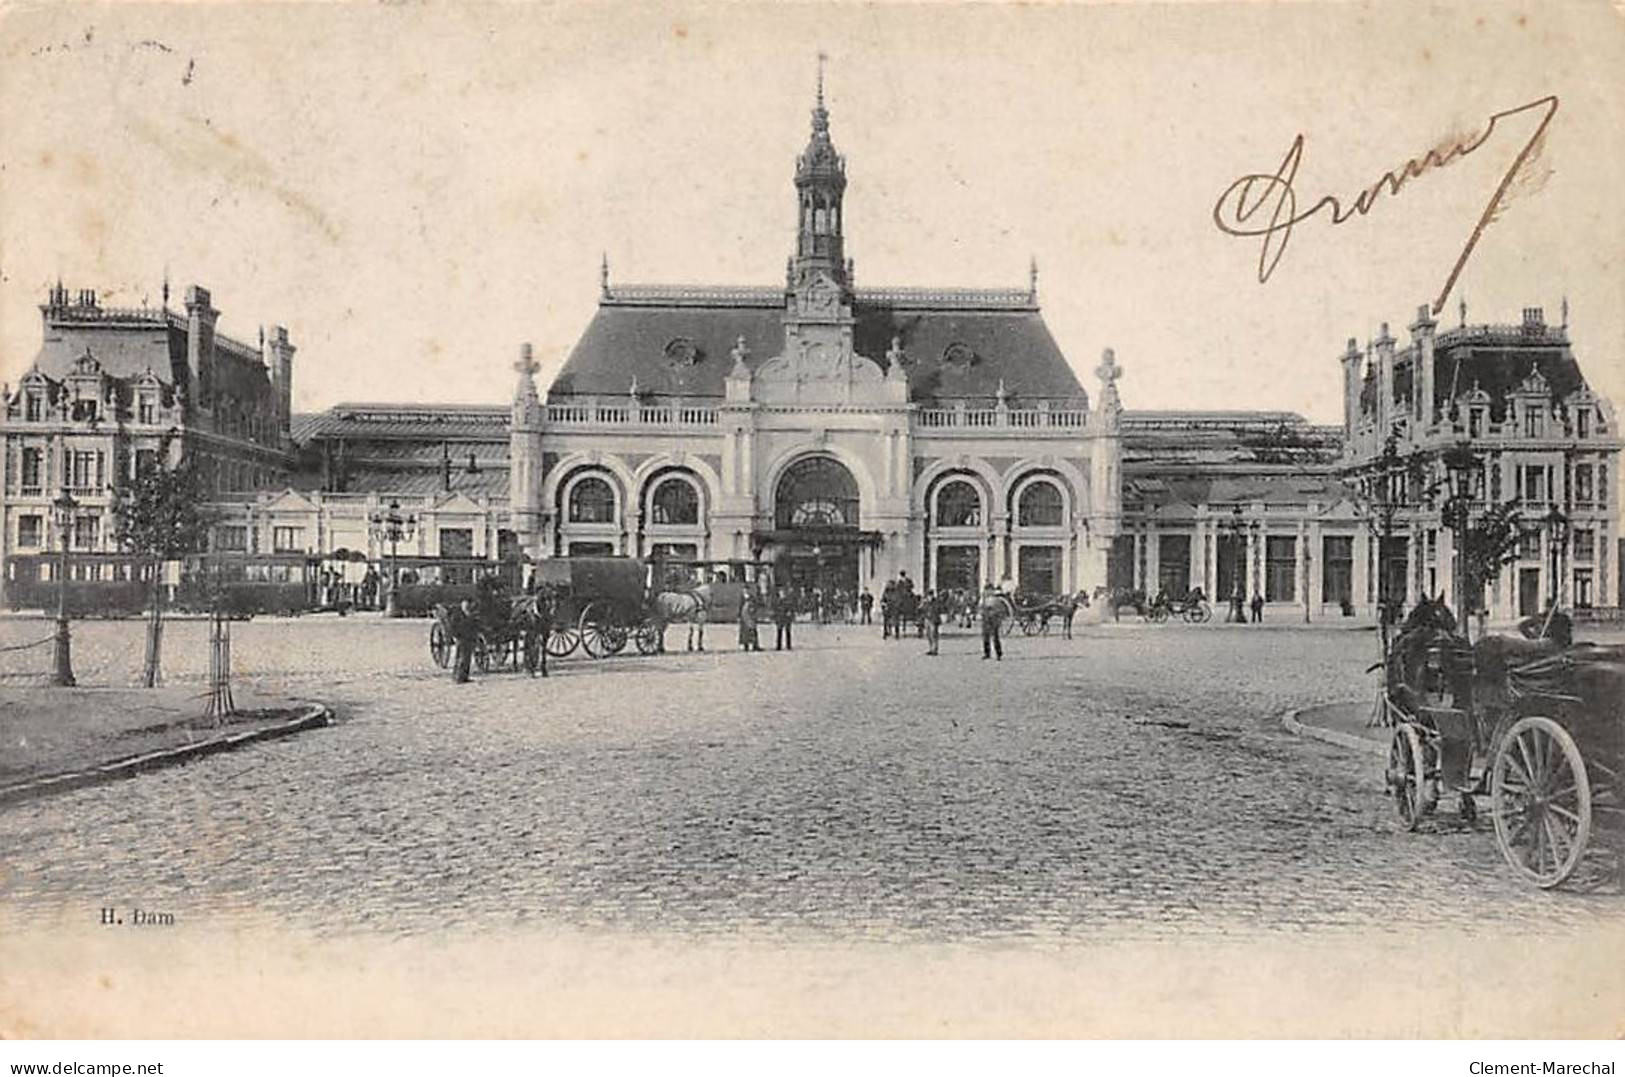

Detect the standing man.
[
  {"left": 979, "top": 582, "right": 1006, "bottom": 661},
  {"left": 773, "top": 588, "right": 796, "bottom": 651},
  {"left": 1250, "top": 591, "right": 1265, "bottom": 624},
  {"left": 922, "top": 590, "right": 942, "bottom": 656},
  {"left": 450, "top": 597, "right": 480, "bottom": 684},
  {"left": 859, "top": 587, "right": 874, "bottom": 625}
]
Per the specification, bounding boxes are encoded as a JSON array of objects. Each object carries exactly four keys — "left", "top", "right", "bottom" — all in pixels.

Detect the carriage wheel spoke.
[
  {"left": 1542, "top": 814, "right": 1571, "bottom": 866},
  {"left": 1546, "top": 801, "right": 1582, "bottom": 827}
]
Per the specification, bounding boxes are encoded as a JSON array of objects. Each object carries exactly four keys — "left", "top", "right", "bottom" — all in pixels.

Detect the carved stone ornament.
[
  {"left": 942, "top": 342, "right": 976, "bottom": 366},
  {"left": 663, "top": 338, "right": 702, "bottom": 368}
]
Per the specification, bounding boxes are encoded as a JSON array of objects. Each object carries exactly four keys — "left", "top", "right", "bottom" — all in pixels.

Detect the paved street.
[{"left": 2, "top": 613, "right": 1620, "bottom": 947}]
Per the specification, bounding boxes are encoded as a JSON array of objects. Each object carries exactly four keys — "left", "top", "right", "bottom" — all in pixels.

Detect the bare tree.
[{"left": 110, "top": 434, "right": 212, "bottom": 687}]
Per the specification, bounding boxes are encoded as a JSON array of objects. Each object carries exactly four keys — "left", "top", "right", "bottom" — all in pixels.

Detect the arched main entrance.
[{"left": 760, "top": 455, "right": 874, "bottom": 609}]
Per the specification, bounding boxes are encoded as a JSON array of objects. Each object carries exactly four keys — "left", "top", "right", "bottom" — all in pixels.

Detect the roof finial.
[
  {"left": 161, "top": 265, "right": 170, "bottom": 310},
  {"left": 1458, "top": 295, "right": 1467, "bottom": 328},
  {"left": 1561, "top": 294, "right": 1569, "bottom": 328},
  {"left": 816, "top": 50, "right": 826, "bottom": 110},
  {"left": 1028, "top": 255, "right": 1039, "bottom": 302},
  {"left": 600, "top": 252, "right": 609, "bottom": 297}
]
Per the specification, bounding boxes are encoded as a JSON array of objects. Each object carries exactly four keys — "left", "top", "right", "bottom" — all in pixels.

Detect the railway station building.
[{"left": 2, "top": 78, "right": 1619, "bottom": 623}]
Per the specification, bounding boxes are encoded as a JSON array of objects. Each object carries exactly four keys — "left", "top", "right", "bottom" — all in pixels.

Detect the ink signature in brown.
[{"left": 1212, "top": 95, "right": 1558, "bottom": 314}]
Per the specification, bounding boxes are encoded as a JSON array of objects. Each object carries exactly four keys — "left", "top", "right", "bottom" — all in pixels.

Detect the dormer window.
[
  {"left": 24, "top": 394, "right": 42, "bottom": 422},
  {"left": 1523, "top": 407, "right": 1543, "bottom": 439},
  {"left": 138, "top": 396, "right": 155, "bottom": 425},
  {"left": 71, "top": 399, "right": 99, "bottom": 424},
  {"left": 1468, "top": 408, "right": 1485, "bottom": 438},
  {"left": 1576, "top": 408, "right": 1591, "bottom": 438}
]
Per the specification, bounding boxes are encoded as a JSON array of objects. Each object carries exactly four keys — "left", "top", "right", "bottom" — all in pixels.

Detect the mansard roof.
[
  {"left": 1359, "top": 320, "right": 1592, "bottom": 424},
  {"left": 548, "top": 285, "right": 1088, "bottom": 405}
]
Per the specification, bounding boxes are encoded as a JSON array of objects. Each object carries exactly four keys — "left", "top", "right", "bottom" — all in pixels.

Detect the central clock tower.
[{"left": 781, "top": 58, "right": 860, "bottom": 379}]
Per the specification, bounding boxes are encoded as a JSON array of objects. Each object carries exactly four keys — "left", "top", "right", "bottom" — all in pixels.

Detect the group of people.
[{"left": 314, "top": 565, "right": 382, "bottom": 610}]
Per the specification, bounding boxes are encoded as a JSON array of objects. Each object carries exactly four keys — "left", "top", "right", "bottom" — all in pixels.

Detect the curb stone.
[
  {"left": 1280, "top": 704, "right": 1389, "bottom": 759},
  {"left": 0, "top": 703, "right": 333, "bottom": 808}
]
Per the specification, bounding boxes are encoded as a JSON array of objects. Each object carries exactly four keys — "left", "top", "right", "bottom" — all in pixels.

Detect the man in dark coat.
[
  {"left": 859, "top": 587, "right": 874, "bottom": 624},
  {"left": 979, "top": 583, "right": 1006, "bottom": 660},
  {"left": 450, "top": 598, "right": 480, "bottom": 683},
  {"left": 922, "top": 590, "right": 943, "bottom": 656},
  {"left": 1250, "top": 592, "right": 1265, "bottom": 623},
  {"left": 773, "top": 588, "right": 796, "bottom": 651}
]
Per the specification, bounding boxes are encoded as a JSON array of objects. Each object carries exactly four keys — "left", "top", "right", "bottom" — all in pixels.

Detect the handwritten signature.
[{"left": 1212, "top": 95, "right": 1558, "bottom": 314}]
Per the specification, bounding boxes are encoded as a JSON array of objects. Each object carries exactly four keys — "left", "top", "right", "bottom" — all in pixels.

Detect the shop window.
[{"left": 273, "top": 526, "right": 305, "bottom": 553}]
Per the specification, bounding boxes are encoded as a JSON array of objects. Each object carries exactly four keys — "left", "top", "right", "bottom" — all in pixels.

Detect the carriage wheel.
[
  {"left": 1187, "top": 603, "right": 1212, "bottom": 624},
  {"left": 1021, "top": 617, "right": 1043, "bottom": 636},
  {"left": 1150, "top": 605, "right": 1169, "bottom": 624},
  {"left": 1386, "top": 724, "right": 1432, "bottom": 831},
  {"left": 1491, "top": 715, "right": 1592, "bottom": 889},
  {"left": 634, "top": 619, "right": 663, "bottom": 655},
  {"left": 545, "top": 624, "right": 580, "bottom": 658},
  {"left": 474, "top": 635, "right": 493, "bottom": 673},
  {"left": 428, "top": 621, "right": 452, "bottom": 669},
  {"left": 579, "top": 602, "right": 630, "bottom": 658}
]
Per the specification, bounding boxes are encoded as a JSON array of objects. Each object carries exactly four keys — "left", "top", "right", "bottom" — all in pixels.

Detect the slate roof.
[
  {"left": 1359, "top": 323, "right": 1590, "bottom": 423},
  {"left": 1124, "top": 472, "right": 1354, "bottom": 509},
  {"left": 1123, "top": 410, "right": 1343, "bottom": 468},
  {"left": 549, "top": 287, "right": 1088, "bottom": 406},
  {"left": 294, "top": 403, "right": 511, "bottom": 442}
]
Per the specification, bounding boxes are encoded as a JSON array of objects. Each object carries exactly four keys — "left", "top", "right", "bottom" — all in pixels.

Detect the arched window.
[
  {"left": 775, "top": 456, "right": 859, "bottom": 530},
  {"left": 650, "top": 477, "right": 699, "bottom": 525},
  {"left": 568, "top": 476, "right": 617, "bottom": 524},
  {"left": 935, "top": 480, "right": 982, "bottom": 528},
  {"left": 1017, "top": 481, "right": 1064, "bottom": 527}
]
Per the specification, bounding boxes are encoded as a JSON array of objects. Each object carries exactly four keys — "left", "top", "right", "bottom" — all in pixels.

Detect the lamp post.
[
  {"left": 1440, "top": 441, "right": 1480, "bottom": 639},
  {"left": 50, "top": 488, "right": 78, "bottom": 687},
  {"left": 367, "top": 499, "right": 417, "bottom": 619},
  {"left": 1223, "top": 506, "right": 1257, "bottom": 623},
  {"left": 1543, "top": 505, "right": 1569, "bottom": 613}
]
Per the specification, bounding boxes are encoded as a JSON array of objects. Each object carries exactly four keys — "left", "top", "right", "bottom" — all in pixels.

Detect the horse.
[
  {"left": 1091, "top": 586, "right": 1145, "bottom": 623},
  {"left": 652, "top": 581, "right": 712, "bottom": 652},
  {"left": 1052, "top": 589, "right": 1091, "bottom": 639},
  {"left": 510, "top": 587, "right": 560, "bottom": 677}
]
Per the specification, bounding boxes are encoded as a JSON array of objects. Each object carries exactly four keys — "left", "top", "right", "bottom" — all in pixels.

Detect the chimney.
[
  {"left": 1339, "top": 337, "right": 1363, "bottom": 441},
  {"left": 184, "top": 285, "right": 218, "bottom": 409},
  {"left": 265, "top": 325, "right": 296, "bottom": 436},
  {"left": 1409, "top": 303, "right": 1437, "bottom": 427},
  {"left": 1374, "top": 322, "right": 1395, "bottom": 437},
  {"left": 1521, "top": 307, "right": 1545, "bottom": 335}
]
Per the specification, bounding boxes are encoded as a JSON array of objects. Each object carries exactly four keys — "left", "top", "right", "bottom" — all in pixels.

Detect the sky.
[{"left": 1, "top": 1, "right": 1621, "bottom": 425}]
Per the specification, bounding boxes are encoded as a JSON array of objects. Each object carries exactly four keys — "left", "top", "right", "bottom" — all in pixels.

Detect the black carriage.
[
  {"left": 426, "top": 578, "right": 546, "bottom": 674},
  {"left": 1147, "top": 589, "right": 1212, "bottom": 624},
  {"left": 1380, "top": 603, "right": 1625, "bottom": 889},
  {"left": 528, "top": 556, "right": 666, "bottom": 660}
]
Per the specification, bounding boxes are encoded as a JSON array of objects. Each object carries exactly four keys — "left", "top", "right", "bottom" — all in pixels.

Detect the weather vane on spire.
[{"left": 816, "top": 51, "right": 827, "bottom": 109}]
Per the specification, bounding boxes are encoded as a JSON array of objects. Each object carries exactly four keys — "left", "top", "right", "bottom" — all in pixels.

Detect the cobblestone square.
[{"left": 2, "top": 616, "right": 1620, "bottom": 944}]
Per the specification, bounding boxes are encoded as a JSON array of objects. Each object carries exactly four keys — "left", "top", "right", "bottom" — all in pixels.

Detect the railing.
[
  {"left": 917, "top": 407, "right": 1088, "bottom": 431},
  {"left": 547, "top": 401, "right": 718, "bottom": 428}
]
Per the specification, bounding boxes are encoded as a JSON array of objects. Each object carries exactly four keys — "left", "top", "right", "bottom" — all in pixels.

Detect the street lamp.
[
  {"left": 1222, "top": 506, "right": 1257, "bottom": 623},
  {"left": 367, "top": 499, "right": 417, "bottom": 618},
  {"left": 50, "top": 488, "right": 78, "bottom": 687},
  {"left": 1440, "top": 440, "right": 1479, "bottom": 637},
  {"left": 1543, "top": 505, "right": 1569, "bottom": 612}
]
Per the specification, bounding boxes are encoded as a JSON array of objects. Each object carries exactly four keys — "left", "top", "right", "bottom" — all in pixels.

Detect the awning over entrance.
[{"left": 751, "top": 527, "right": 885, "bottom": 549}]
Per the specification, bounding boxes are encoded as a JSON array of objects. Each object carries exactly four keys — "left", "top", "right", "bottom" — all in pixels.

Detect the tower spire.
[{"left": 793, "top": 53, "right": 847, "bottom": 289}]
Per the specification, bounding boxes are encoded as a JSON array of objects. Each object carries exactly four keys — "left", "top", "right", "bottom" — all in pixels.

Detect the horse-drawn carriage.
[
  {"left": 1380, "top": 600, "right": 1625, "bottom": 888},
  {"left": 997, "top": 591, "right": 1089, "bottom": 637},
  {"left": 425, "top": 555, "right": 734, "bottom": 671},
  {"left": 1147, "top": 589, "right": 1211, "bottom": 624},
  {"left": 530, "top": 556, "right": 667, "bottom": 659}
]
